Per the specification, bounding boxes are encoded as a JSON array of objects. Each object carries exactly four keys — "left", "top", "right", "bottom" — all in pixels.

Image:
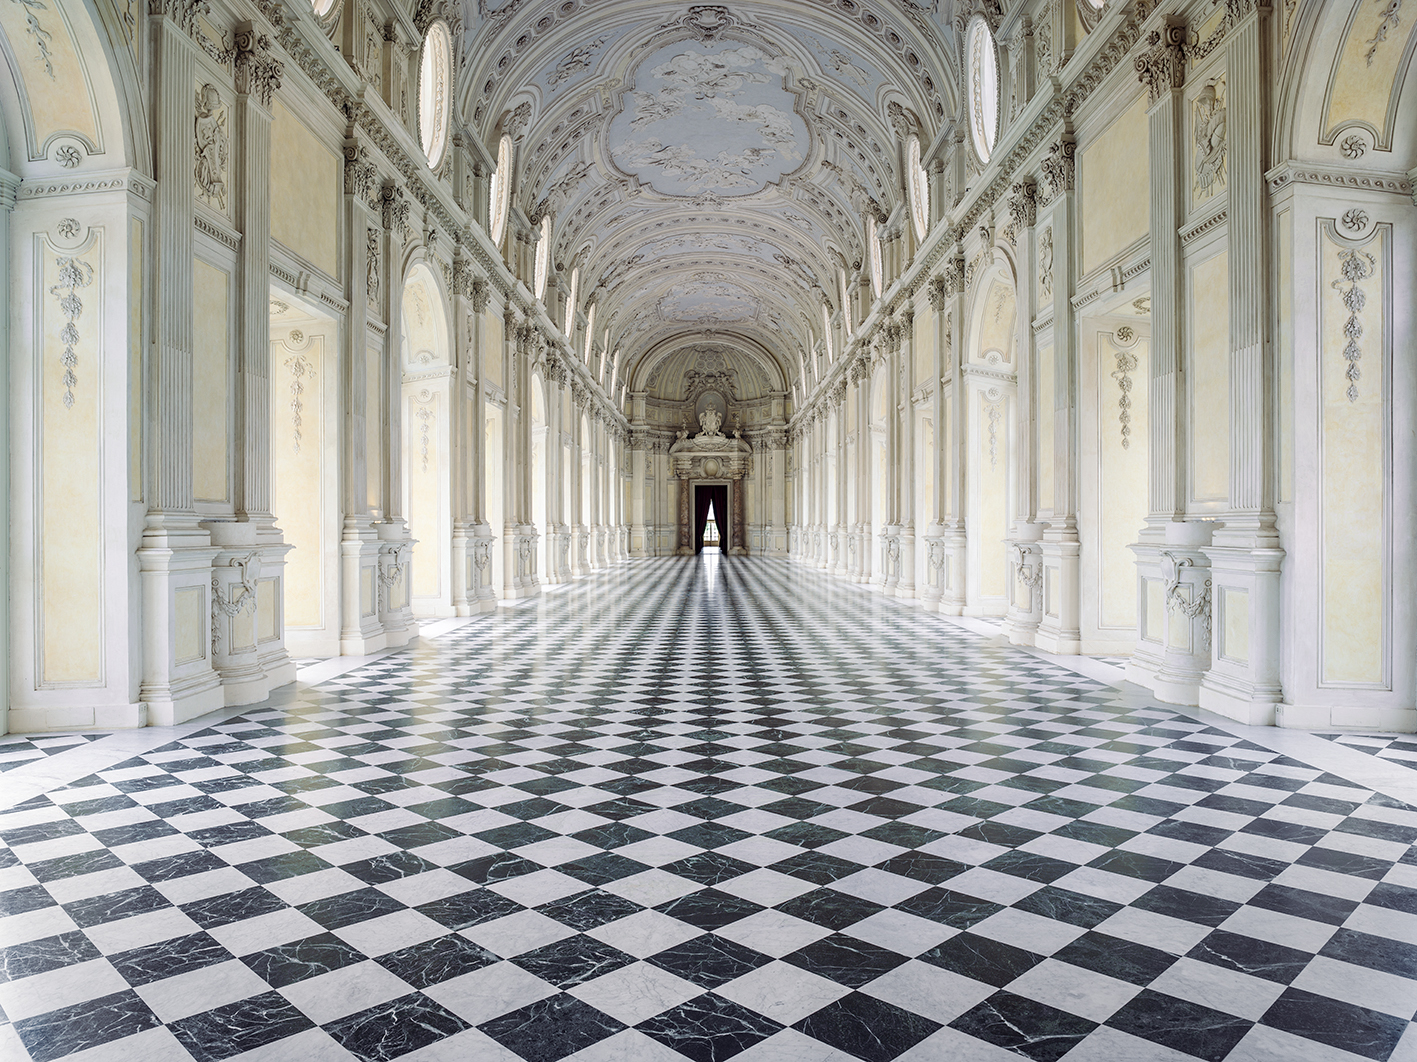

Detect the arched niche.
[{"left": 399, "top": 261, "right": 454, "bottom": 616}]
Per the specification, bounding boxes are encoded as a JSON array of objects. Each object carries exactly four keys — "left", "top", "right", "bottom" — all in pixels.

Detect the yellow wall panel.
[
  {"left": 271, "top": 101, "right": 339, "bottom": 276},
  {"left": 192, "top": 259, "right": 229, "bottom": 502},
  {"left": 1081, "top": 94, "right": 1150, "bottom": 275},
  {"left": 1190, "top": 250, "right": 1229, "bottom": 501}
]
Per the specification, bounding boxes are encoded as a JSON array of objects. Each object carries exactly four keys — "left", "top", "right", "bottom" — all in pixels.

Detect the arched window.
[
  {"left": 584, "top": 302, "right": 596, "bottom": 362},
  {"left": 907, "top": 134, "right": 930, "bottom": 241},
  {"left": 533, "top": 215, "right": 551, "bottom": 299},
  {"left": 488, "top": 134, "right": 512, "bottom": 248},
  {"left": 967, "top": 17, "right": 1000, "bottom": 164},
  {"left": 418, "top": 21, "right": 452, "bottom": 168},
  {"left": 839, "top": 268, "right": 853, "bottom": 336},
  {"left": 311, "top": 0, "right": 335, "bottom": 16},
  {"left": 868, "top": 215, "right": 883, "bottom": 298},
  {"left": 564, "top": 266, "right": 579, "bottom": 335}
]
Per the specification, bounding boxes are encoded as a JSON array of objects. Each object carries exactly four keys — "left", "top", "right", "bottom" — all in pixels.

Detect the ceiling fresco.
[{"left": 459, "top": 1, "right": 960, "bottom": 398}]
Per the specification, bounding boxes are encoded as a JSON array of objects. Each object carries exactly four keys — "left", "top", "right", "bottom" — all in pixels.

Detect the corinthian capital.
[{"left": 1134, "top": 19, "right": 1187, "bottom": 104}]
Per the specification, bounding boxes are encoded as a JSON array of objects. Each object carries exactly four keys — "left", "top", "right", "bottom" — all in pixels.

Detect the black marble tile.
[
  {"left": 1247, "top": 883, "right": 1358, "bottom": 925},
  {"left": 0, "top": 883, "right": 59, "bottom": 917},
  {"left": 298, "top": 886, "right": 407, "bottom": 929},
  {"left": 896, "top": 886, "right": 1003, "bottom": 930},
  {"left": 239, "top": 850, "right": 334, "bottom": 883},
  {"left": 1261, "top": 986, "right": 1409, "bottom": 1060},
  {"left": 655, "top": 888, "right": 764, "bottom": 931},
  {"left": 569, "top": 821, "right": 655, "bottom": 851},
  {"left": 537, "top": 889, "right": 643, "bottom": 932},
  {"left": 771, "top": 851, "right": 865, "bottom": 885},
  {"left": 512, "top": 934, "right": 636, "bottom": 988},
  {"left": 1105, "top": 989, "right": 1253, "bottom": 1061},
  {"left": 447, "top": 852, "right": 542, "bottom": 884},
  {"left": 377, "top": 933, "right": 498, "bottom": 988},
  {"left": 559, "top": 852, "right": 653, "bottom": 886},
  {"left": 281, "top": 820, "right": 368, "bottom": 848},
  {"left": 171, "top": 991, "right": 315, "bottom": 1061},
  {"left": 874, "top": 851, "right": 968, "bottom": 885},
  {"left": 982, "top": 849, "right": 1076, "bottom": 884},
  {"left": 241, "top": 932, "right": 367, "bottom": 988},
  {"left": 1132, "top": 884, "right": 1241, "bottom": 927},
  {"left": 378, "top": 821, "right": 463, "bottom": 850},
  {"left": 1054, "top": 932, "right": 1176, "bottom": 986},
  {"left": 64, "top": 885, "right": 172, "bottom": 928},
  {"left": 661, "top": 851, "right": 758, "bottom": 887},
  {"left": 794, "top": 991, "right": 941, "bottom": 1062},
  {"left": 341, "top": 850, "right": 442, "bottom": 885},
  {"left": 417, "top": 889, "right": 524, "bottom": 930},
  {"left": 1052, "top": 820, "right": 1137, "bottom": 848},
  {"left": 130, "top": 848, "right": 229, "bottom": 883},
  {"left": 784, "top": 932, "right": 909, "bottom": 987},
  {"left": 647, "top": 933, "right": 771, "bottom": 988},
  {"left": 1318, "top": 927, "right": 1417, "bottom": 977},
  {"left": 639, "top": 992, "right": 782, "bottom": 1062},
  {"left": 13, "top": 990, "right": 161, "bottom": 1062},
  {"left": 1085, "top": 849, "right": 1185, "bottom": 883},
  {"left": 1363, "top": 881, "right": 1417, "bottom": 915},
  {"left": 480, "top": 992, "right": 624, "bottom": 1062},
  {"left": 1186, "top": 929, "right": 1310, "bottom": 984},
  {"left": 0, "top": 930, "right": 101, "bottom": 983},
  {"left": 1191, "top": 847, "right": 1287, "bottom": 881},
  {"left": 951, "top": 991, "right": 1097, "bottom": 1062},
  {"left": 109, "top": 931, "right": 232, "bottom": 986},
  {"left": 1014, "top": 886, "right": 1124, "bottom": 929},
  {"left": 921, "top": 931, "right": 1044, "bottom": 987},
  {"left": 776, "top": 887, "right": 884, "bottom": 931}
]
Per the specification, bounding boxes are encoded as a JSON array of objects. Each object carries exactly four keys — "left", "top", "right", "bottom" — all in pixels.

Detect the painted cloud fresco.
[{"left": 610, "top": 42, "right": 808, "bottom": 197}]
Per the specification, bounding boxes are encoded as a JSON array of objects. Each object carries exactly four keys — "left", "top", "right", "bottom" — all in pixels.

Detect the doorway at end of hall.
[{"left": 695, "top": 483, "right": 728, "bottom": 554}]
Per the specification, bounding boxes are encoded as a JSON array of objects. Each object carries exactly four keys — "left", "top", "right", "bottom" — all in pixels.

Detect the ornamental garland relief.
[
  {"left": 1038, "top": 226, "right": 1054, "bottom": 297},
  {"left": 1193, "top": 76, "right": 1227, "bottom": 201},
  {"left": 194, "top": 83, "right": 229, "bottom": 213},
  {"left": 51, "top": 251, "right": 94, "bottom": 410}
]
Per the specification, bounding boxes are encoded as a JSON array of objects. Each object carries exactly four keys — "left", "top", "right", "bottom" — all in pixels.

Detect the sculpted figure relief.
[
  {"left": 194, "top": 84, "right": 228, "bottom": 211},
  {"left": 1194, "top": 79, "right": 1227, "bottom": 199}
]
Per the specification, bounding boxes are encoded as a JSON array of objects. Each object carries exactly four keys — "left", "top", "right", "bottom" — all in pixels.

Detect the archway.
[{"left": 400, "top": 263, "right": 453, "bottom": 617}]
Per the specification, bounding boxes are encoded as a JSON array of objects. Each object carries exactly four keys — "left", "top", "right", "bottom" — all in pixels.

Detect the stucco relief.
[
  {"left": 195, "top": 84, "right": 228, "bottom": 213},
  {"left": 1193, "top": 76, "right": 1227, "bottom": 201}
]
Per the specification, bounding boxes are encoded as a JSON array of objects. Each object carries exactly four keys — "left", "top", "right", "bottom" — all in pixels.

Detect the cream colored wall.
[
  {"left": 1189, "top": 249, "right": 1229, "bottom": 502},
  {"left": 409, "top": 391, "right": 443, "bottom": 599},
  {"left": 1320, "top": 226, "right": 1385, "bottom": 685},
  {"left": 0, "top": 0, "right": 98, "bottom": 149},
  {"left": 366, "top": 344, "right": 382, "bottom": 510},
  {"left": 1323, "top": 0, "right": 1417, "bottom": 144},
  {"left": 129, "top": 221, "right": 143, "bottom": 501},
  {"left": 1036, "top": 343, "right": 1055, "bottom": 513},
  {"left": 39, "top": 239, "right": 102, "bottom": 684},
  {"left": 192, "top": 259, "right": 230, "bottom": 503},
  {"left": 1081, "top": 94, "right": 1150, "bottom": 275},
  {"left": 976, "top": 389, "right": 1008, "bottom": 601},
  {"left": 485, "top": 312, "right": 504, "bottom": 390},
  {"left": 274, "top": 336, "right": 325, "bottom": 629},
  {"left": 271, "top": 101, "right": 339, "bottom": 277}
]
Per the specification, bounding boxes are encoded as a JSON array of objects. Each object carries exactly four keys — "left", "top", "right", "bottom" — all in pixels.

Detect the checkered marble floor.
[
  {"left": 0, "top": 734, "right": 107, "bottom": 773},
  {"left": 1321, "top": 734, "right": 1417, "bottom": 773},
  {"left": 4, "top": 556, "right": 1417, "bottom": 1062}
]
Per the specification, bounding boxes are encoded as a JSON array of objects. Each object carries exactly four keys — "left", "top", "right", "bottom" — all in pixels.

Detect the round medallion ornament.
[
  {"left": 418, "top": 21, "right": 452, "bottom": 168},
  {"left": 907, "top": 135, "right": 929, "bottom": 241},
  {"left": 967, "top": 17, "right": 1000, "bottom": 165},
  {"left": 702, "top": 458, "right": 721, "bottom": 478}
]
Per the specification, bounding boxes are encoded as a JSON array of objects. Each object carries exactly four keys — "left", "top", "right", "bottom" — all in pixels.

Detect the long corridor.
[{"left": 3, "top": 559, "right": 1417, "bottom": 1062}]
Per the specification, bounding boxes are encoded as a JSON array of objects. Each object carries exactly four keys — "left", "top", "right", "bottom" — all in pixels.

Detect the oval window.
[
  {"left": 488, "top": 134, "right": 512, "bottom": 248},
  {"left": 907, "top": 135, "right": 929, "bottom": 241},
  {"left": 311, "top": 0, "right": 335, "bottom": 16},
  {"left": 967, "top": 17, "right": 1000, "bottom": 164},
  {"left": 418, "top": 21, "right": 452, "bottom": 168},
  {"left": 534, "top": 215, "right": 551, "bottom": 299}
]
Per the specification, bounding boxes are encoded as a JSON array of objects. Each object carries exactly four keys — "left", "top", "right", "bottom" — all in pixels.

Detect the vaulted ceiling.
[{"left": 458, "top": 0, "right": 959, "bottom": 400}]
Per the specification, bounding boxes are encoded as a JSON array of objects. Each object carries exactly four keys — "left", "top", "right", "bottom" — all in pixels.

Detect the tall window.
[
  {"left": 868, "top": 215, "right": 883, "bottom": 298},
  {"left": 967, "top": 17, "right": 1000, "bottom": 164},
  {"left": 488, "top": 134, "right": 512, "bottom": 247},
  {"left": 533, "top": 215, "right": 551, "bottom": 299},
  {"left": 418, "top": 21, "right": 451, "bottom": 168},
  {"left": 564, "top": 266, "right": 579, "bottom": 335},
  {"left": 839, "top": 268, "right": 852, "bottom": 336},
  {"left": 823, "top": 303, "right": 835, "bottom": 362},
  {"left": 583, "top": 302, "right": 596, "bottom": 362},
  {"left": 907, "top": 134, "right": 930, "bottom": 241}
]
